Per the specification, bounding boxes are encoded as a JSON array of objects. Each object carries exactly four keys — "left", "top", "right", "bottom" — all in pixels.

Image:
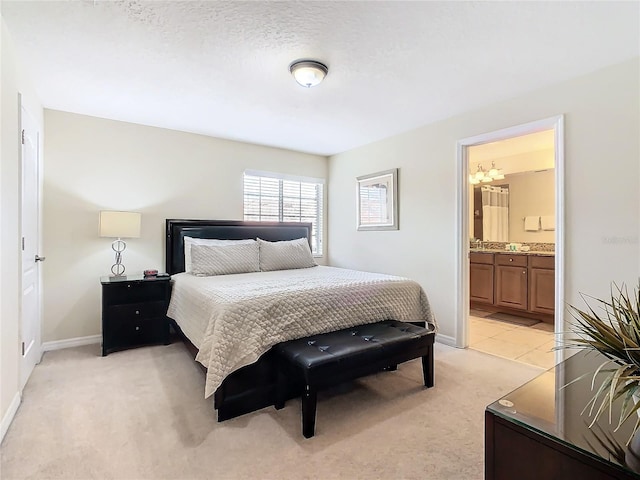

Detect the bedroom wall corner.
[{"left": 42, "top": 111, "right": 328, "bottom": 344}]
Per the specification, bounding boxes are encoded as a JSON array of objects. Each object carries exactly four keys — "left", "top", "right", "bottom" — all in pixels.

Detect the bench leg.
[
  {"left": 302, "top": 385, "right": 317, "bottom": 438},
  {"left": 275, "top": 365, "right": 286, "bottom": 410},
  {"left": 421, "top": 344, "right": 434, "bottom": 388}
]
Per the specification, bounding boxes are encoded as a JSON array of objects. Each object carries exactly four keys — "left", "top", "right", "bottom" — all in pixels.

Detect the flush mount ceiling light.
[
  {"left": 469, "top": 161, "right": 505, "bottom": 185},
  {"left": 289, "top": 59, "right": 328, "bottom": 88}
]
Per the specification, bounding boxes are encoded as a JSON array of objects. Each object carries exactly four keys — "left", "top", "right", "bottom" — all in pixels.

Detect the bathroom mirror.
[
  {"left": 470, "top": 169, "right": 555, "bottom": 244},
  {"left": 468, "top": 129, "right": 556, "bottom": 246}
]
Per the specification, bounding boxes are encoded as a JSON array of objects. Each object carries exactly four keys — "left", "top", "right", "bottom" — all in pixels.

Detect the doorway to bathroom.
[{"left": 455, "top": 116, "right": 565, "bottom": 369}]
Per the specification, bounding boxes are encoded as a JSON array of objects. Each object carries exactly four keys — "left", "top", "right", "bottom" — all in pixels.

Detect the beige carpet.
[{"left": 0, "top": 341, "right": 542, "bottom": 480}]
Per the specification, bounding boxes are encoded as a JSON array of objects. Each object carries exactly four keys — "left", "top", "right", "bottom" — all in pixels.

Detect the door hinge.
[
  {"left": 21, "top": 129, "right": 25, "bottom": 145},
  {"left": 22, "top": 237, "right": 25, "bottom": 251},
  {"left": 21, "top": 342, "right": 25, "bottom": 356}
]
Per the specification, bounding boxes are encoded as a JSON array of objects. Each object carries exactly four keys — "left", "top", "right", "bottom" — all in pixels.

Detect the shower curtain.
[{"left": 481, "top": 186, "right": 509, "bottom": 242}]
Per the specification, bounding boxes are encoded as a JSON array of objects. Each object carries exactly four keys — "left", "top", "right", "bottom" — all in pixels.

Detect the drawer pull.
[
  {"left": 135, "top": 310, "right": 140, "bottom": 315},
  {"left": 509, "top": 258, "right": 513, "bottom": 262},
  {"left": 135, "top": 326, "right": 140, "bottom": 331},
  {"left": 523, "top": 270, "right": 526, "bottom": 274},
  {"left": 127, "top": 284, "right": 131, "bottom": 288}
]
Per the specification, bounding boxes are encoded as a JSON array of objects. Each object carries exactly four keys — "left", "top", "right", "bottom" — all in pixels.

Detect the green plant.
[{"left": 563, "top": 282, "right": 640, "bottom": 443}]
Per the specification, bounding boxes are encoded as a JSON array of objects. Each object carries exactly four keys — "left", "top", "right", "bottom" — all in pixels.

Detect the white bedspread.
[{"left": 167, "top": 266, "right": 436, "bottom": 398}]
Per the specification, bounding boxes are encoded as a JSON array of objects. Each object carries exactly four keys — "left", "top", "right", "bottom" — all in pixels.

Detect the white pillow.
[
  {"left": 184, "top": 236, "right": 255, "bottom": 273},
  {"left": 190, "top": 243, "right": 260, "bottom": 276},
  {"left": 257, "top": 237, "right": 317, "bottom": 272}
]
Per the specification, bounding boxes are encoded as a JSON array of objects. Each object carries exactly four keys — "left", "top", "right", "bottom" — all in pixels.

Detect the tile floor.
[{"left": 469, "top": 309, "right": 556, "bottom": 369}]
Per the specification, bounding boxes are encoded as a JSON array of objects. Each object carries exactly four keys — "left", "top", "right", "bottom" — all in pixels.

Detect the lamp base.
[{"left": 111, "top": 239, "right": 127, "bottom": 276}]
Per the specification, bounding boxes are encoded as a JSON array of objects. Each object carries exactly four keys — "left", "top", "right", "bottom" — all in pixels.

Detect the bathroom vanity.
[{"left": 470, "top": 250, "right": 555, "bottom": 323}]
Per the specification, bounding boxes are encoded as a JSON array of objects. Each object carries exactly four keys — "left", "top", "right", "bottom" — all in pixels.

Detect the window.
[{"left": 243, "top": 171, "right": 324, "bottom": 255}]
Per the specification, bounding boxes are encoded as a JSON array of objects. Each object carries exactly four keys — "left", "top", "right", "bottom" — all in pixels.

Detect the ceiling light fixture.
[
  {"left": 289, "top": 59, "right": 328, "bottom": 88},
  {"left": 469, "top": 161, "right": 504, "bottom": 185}
]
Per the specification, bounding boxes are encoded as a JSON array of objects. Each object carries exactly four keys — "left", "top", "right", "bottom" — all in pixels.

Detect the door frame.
[{"left": 454, "top": 115, "right": 566, "bottom": 362}]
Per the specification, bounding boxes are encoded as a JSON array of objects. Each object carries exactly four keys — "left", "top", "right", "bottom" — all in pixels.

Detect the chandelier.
[{"left": 469, "top": 161, "right": 504, "bottom": 185}]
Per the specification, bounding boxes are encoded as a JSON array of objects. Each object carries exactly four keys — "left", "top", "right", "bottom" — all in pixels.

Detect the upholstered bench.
[{"left": 274, "top": 320, "right": 436, "bottom": 438}]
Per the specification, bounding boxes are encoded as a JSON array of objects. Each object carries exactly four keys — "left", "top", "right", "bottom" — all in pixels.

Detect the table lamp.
[{"left": 99, "top": 211, "right": 141, "bottom": 276}]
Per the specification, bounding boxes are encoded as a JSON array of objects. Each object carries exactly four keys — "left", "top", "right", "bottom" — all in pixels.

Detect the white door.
[{"left": 20, "top": 104, "right": 42, "bottom": 390}]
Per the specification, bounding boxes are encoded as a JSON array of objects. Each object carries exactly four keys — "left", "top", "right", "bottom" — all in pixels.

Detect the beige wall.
[
  {"left": 328, "top": 58, "right": 639, "bottom": 341},
  {"left": 508, "top": 169, "right": 555, "bottom": 243},
  {"left": 1, "top": 15, "right": 44, "bottom": 435},
  {"left": 42, "top": 110, "right": 327, "bottom": 343}
]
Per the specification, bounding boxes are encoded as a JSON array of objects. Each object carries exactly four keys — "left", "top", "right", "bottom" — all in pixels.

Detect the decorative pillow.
[
  {"left": 190, "top": 243, "right": 260, "bottom": 276},
  {"left": 258, "top": 237, "right": 317, "bottom": 272},
  {"left": 184, "top": 237, "right": 255, "bottom": 273}
]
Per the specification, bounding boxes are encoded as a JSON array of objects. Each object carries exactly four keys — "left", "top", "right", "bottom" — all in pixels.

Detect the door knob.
[{"left": 35, "top": 255, "right": 46, "bottom": 262}]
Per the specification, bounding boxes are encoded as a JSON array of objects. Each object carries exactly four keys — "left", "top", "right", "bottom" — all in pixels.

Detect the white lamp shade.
[{"left": 99, "top": 211, "right": 141, "bottom": 238}]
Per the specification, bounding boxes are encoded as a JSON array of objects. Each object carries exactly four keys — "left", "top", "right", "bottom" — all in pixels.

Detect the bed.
[{"left": 165, "top": 219, "right": 436, "bottom": 420}]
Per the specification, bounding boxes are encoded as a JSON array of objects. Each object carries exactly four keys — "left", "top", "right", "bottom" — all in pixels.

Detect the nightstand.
[{"left": 101, "top": 275, "right": 171, "bottom": 356}]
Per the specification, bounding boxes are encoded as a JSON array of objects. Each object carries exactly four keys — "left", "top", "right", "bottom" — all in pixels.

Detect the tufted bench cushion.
[{"left": 274, "top": 320, "right": 436, "bottom": 438}]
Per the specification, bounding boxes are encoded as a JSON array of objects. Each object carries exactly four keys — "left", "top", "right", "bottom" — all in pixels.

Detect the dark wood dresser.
[
  {"left": 101, "top": 275, "right": 171, "bottom": 356},
  {"left": 486, "top": 350, "right": 640, "bottom": 479}
]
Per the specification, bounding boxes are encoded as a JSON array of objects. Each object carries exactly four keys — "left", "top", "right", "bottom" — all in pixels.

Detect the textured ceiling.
[{"left": 2, "top": 1, "right": 638, "bottom": 156}]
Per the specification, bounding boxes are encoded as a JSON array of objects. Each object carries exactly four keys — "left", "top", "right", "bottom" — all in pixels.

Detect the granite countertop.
[{"left": 469, "top": 248, "right": 554, "bottom": 256}]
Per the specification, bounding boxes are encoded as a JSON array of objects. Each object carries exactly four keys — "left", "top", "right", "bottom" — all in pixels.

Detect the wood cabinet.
[
  {"left": 495, "top": 254, "right": 528, "bottom": 310},
  {"left": 470, "top": 252, "right": 555, "bottom": 321},
  {"left": 486, "top": 350, "right": 638, "bottom": 480},
  {"left": 470, "top": 253, "right": 494, "bottom": 304},
  {"left": 485, "top": 410, "right": 632, "bottom": 480},
  {"left": 528, "top": 255, "right": 555, "bottom": 315}
]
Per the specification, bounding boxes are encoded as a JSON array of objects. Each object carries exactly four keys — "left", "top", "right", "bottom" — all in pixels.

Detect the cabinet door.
[
  {"left": 495, "top": 265, "right": 527, "bottom": 310},
  {"left": 529, "top": 268, "right": 555, "bottom": 315},
  {"left": 470, "top": 264, "right": 494, "bottom": 304}
]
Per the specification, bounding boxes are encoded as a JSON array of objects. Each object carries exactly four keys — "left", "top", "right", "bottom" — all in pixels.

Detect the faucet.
[{"left": 474, "top": 239, "right": 483, "bottom": 250}]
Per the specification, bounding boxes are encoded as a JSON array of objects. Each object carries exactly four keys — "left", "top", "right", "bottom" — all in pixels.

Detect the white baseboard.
[
  {"left": 1, "top": 392, "right": 21, "bottom": 444},
  {"left": 42, "top": 334, "right": 101, "bottom": 352},
  {"left": 435, "top": 333, "right": 458, "bottom": 347}
]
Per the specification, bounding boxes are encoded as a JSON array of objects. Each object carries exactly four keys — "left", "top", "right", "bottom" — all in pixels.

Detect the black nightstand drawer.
[
  {"left": 105, "top": 301, "right": 167, "bottom": 322},
  {"left": 103, "top": 281, "right": 168, "bottom": 305},
  {"left": 104, "top": 317, "right": 169, "bottom": 351}
]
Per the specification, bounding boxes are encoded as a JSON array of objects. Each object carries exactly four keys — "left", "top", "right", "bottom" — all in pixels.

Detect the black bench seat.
[{"left": 274, "top": 320, "right": 436, "bottom": 438}]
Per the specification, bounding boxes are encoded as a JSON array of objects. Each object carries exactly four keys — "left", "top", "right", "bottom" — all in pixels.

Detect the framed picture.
[{"left": 356, "top": 168, "right": 398, "bottom": 231}]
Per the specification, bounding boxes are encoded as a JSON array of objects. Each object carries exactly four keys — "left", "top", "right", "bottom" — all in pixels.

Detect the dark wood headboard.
[{"left": 165, "top": 219, "right": 313, "bottom": 275}]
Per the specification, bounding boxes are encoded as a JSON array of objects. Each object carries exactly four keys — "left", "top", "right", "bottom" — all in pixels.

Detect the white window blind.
[{"left": 243, "top": 172, "right": 324, "bottom": 255}]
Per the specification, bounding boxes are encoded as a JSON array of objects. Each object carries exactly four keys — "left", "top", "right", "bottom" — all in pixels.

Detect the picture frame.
[{"left": 356, "top": 168, "right": 399, "bottom": 231}]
